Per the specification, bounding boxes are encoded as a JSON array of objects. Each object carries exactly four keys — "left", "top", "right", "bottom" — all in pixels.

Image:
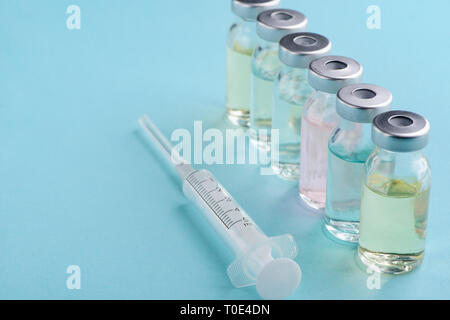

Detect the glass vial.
[
  {"left": 250, "top": 9, "right": 307, "bottom": 149},
  {"left": 325, "top": 84, "right": 392, "bottom": 242},
  {"left": 299, "top": 56, "right": 363, "bottom": 210},
  {"left": 227, "top": 0, "right": 280, "bottom": 127},
  {"left": 359, "top": 111, "right": 431, "bottom": 274},
  {"left": 272, "top": 32, "right": 331, "bottom": 180}
]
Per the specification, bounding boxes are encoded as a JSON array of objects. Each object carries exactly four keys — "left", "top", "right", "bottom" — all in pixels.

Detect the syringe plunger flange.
[
  {"left": 138, "top": 115, "right": 302, "bottom": 300},
  {"left": 227, "top": 234, "right": 301, "bottom": 300}
]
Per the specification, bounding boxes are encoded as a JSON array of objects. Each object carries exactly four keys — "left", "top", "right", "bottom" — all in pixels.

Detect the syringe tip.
[{"left": 256, "top": 258, "right": 302, "bottom": 300}]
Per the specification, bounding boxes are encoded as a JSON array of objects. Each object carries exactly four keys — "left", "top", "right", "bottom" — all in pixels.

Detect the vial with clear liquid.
[
  {"left": 227, "top": 0, "right": 280, "bottom": 127},
  {"left": 324, "top": 84, "right": 392, "bottom": 243},
  {"left": 250, "top": 9, "right": 307, "bottom": 149},
  {"left": 359, "top": 110, "right": 431, "bottom": 274},
  {"left": 271, "top": 32, "right": 331, "bottom": 180},
  {"left": 299, "top": 56, "right": 363, "bottom": 210}
]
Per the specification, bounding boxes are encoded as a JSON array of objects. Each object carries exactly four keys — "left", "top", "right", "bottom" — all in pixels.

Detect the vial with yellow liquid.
[
  {"left": 271, "top": 32, "right": 331, "bottom": 179},
  {"left": 359, "top": 110, "right": 431, "bottom": 274},
  {"left": 227, "top": 0, "right": 280, "bottom": 127},
  {"left": 250, "top": 8, "right": 307, "bottom": 148}
]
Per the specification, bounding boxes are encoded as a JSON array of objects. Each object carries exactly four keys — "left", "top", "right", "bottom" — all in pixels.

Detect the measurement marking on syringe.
[
  {"left": 228, "top": 220, "right": 240, "bottom": 228},
  {"left": 205, "top": 192, "right": 214, "bottom": 199},
  {"left": 205, "top": 188, "right": 218, "bottom": 196},
  {"left": 186, "top": 171, "right": 243, "bottom": 229}
]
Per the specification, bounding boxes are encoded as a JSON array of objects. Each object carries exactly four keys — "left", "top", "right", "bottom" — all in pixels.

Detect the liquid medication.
[
  {"left": 226, "top": 44, "right": 253, "bottom": 125},
  {"left": 358, "top": 110, "right": 431, "bottom": 274},
  {"left": 227, "top": 0, "right": 280, "bottom": 127},
  {"left": 299, "top": 56, "right": 363, "bottom": 210},
  {"left": 250, "top": 9, "right": 307, "bottom": 149},
  {"left": 272, "top": 32, "right": 331, "bottom": 180},
  {"left": 360, "top": 180, "right": 429, "bottom": 255},
  {"left": 325, "top": 84, "right": 392, "bottom": 242}
]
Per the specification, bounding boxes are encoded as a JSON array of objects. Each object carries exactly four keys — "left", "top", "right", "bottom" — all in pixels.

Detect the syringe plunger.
[{"left": 138, "top": 115, "right": 302, "bottom": 300}]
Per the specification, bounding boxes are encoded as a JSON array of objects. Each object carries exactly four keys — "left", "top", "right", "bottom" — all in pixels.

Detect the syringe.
[{"left": 138, "top": 115, "right": 301, "bottom": 300}]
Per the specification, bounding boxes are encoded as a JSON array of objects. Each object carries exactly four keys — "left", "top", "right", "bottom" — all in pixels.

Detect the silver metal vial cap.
[
  {"left": 372, "top": 110, "right": 430, "bottom": 152},
  {"left": 308, "top": 56, "right": 363, "bottom": 94},
  {"left": 256, "top": 9, "right": 308, "bottom": 43},
  {"left": 279, "top": 32, "right": 332, "bottom": 68},
  {"left": 231, "top": 0, "right": 280, "bottom": 21},
  {"left": 336, "top": 84, "right": 392, "bottom": 123}
]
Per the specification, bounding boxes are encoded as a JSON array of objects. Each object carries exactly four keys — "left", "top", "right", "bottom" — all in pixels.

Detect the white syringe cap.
[{"left": 227, "top": 234, "right": 301, "bottom": 300}]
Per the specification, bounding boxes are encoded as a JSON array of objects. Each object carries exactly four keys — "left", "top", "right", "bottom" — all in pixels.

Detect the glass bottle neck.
[
  {"left": 376, "top": 148, "right": 424, "bottom": 162},
  {"left": 368, "top": 147, "right": 429, "bottom": 192},
  {"left": 234, "top": 16, "right": 256, "bottom": 28},
  {"left": 314, "top": 89, "right": 336, "bottom": 109},
  {"left": 330, "top": 118, "right": 374, "bottom": 161},
  {"left": 258, "top": 38, "right": 279, "bottom": 49},
  {"left": 317, "top": 89, "right": 335, "bottom": 98},
  {"left": 337, "top": 118, "right": 372, "bottom": 134},
  {"left": 281, "top": 64, "right": 308, "bottom": 74}
]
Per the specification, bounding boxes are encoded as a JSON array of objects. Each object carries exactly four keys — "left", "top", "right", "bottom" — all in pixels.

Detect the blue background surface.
[{"left": 0, "top": 0, "right": 449, "bottom": 299}]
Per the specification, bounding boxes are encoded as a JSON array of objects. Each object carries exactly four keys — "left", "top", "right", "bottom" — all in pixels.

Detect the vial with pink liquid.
[{"left": 299, "top": 56, "right": 363, "bottom": 210}]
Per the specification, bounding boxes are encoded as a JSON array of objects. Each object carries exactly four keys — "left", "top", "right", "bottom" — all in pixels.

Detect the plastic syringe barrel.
[
  {"left": 138, "top": 115, "right": 265, "bottom": 253},
  {"left": 181, "top": 168, "right": 299, "bottom": 292},
  {"left": 182, "top": 169, "right": 268, "bottom": 256},
  {"left": 138, "top": 115, "right": 301, "bottom": 298}
]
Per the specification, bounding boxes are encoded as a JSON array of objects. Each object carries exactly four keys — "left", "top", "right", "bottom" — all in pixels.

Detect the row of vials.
[{"left": 226, "top": 0, "right": 431, "bottom": 274}]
